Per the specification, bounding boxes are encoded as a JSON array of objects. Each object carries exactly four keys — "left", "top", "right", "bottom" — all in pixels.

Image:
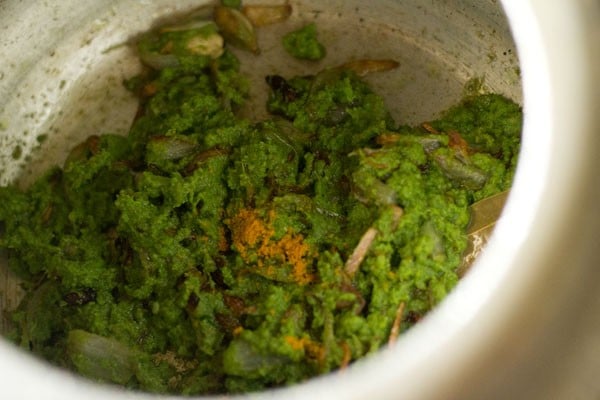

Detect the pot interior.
[{"left": 0, "top": 0, "right": 520, "bottom": 391}]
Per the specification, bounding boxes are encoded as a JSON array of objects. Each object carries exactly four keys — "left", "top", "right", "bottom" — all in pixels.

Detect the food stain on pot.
[{"left": 10, "top": 145, "right": 22, "bottom": 160}]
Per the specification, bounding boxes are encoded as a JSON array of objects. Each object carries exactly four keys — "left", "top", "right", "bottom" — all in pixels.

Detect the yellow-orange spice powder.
[
  {"left": 284, "top": 336, "right": 326, "bottom": 364},
  {"left": 229, "top": 208, "right": 314, "bottom": 284}
]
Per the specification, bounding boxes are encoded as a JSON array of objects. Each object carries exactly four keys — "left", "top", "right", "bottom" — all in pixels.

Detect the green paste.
[
  {"left": 0, "top": 10, "right": 521, "bottom": 396},
  {"left": 282, "top": 23, "right": 326, "bottom": 61}
]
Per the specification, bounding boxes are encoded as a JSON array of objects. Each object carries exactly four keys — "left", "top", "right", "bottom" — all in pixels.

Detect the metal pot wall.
[{"left": 0, "top": 0, "right": 599, "bottom": 398}]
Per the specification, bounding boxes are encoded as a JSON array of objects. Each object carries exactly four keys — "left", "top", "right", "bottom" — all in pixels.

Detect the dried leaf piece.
[
  {"left": 214, "top": 6, "right": 259, "bottom": 54},
  {"left": 458, "top": 190, "right": 510, "bottom": 276},
  {"left": 338, "top": 59, "right": 400, "bottom": 76},
  {"left": 467, "top": 190, "right": 509, "bottom": 234},
  {"left": 459, "top": 227, "right": 492, "bottom": 277},
  {"left": 242, "top": 4, "right": 292, "bottom": 27}
]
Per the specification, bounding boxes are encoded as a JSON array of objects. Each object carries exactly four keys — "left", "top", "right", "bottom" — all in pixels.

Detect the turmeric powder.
[
  {"left": 284, "top": 336, "right": 325, "bottom": 363},
  {"left": 229, "top": 208, "right": 314, "bottom": 284}
]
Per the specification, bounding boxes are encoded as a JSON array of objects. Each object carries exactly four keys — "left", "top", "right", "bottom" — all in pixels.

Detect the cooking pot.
[{"left": 1, "top": 0, "right": 599, "bottom": 398}]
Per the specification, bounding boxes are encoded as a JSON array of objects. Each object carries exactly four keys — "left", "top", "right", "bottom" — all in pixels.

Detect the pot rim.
[{"left": 2, "top": 0, "right": 600, "bottom": 399}]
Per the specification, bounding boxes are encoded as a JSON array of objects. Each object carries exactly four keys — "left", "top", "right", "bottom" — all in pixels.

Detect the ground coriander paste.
[{"left": 0, "top": 3, "right": 521, "bottom": 395}]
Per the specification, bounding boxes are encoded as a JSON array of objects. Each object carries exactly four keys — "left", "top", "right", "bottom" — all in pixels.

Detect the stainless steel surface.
[{"left": 0, "top": 0, "right": 599, "bottom": 399}]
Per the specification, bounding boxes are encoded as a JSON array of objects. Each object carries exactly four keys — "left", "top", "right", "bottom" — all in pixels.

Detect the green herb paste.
[
  {"left": 282, "top": 23, "right": 327, "bottom": 61},
  {"left": 0, "top": 9, "right": 521, "bottom": 396}
]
